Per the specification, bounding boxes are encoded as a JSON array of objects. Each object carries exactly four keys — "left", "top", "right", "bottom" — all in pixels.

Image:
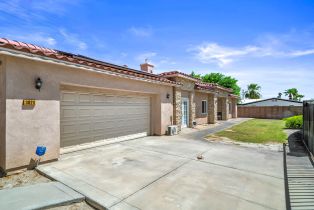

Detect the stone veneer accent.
[
  {"left": 189, "top": 92, "right": 196, "bottom": 127},
  {"left": 171, "top": 76, "right": 236, "bottom": 129},
  {"left": 232, "top": 98, "right": 238, "bottom": 118},
  {"left": 208, "top": 94, "right": 217, "bottom": 124},
  {"left": 221, "top": 97, "right": 229, "bottom": 120},
  {"left": 173, "top": 87, "right": 182, "bottom": 131},
  {"left": 173, "top": 77, "right": 196, "bottom": 129}
]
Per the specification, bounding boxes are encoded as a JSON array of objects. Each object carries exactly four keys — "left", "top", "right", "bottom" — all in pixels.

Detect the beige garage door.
[{"left": 60, "top": 91, "right": 150, "bottom": 147}]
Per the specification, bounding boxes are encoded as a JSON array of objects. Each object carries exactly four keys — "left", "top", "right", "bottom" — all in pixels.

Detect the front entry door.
[{"left": 182, "top": 98, "right": 189, "bottom": 128}]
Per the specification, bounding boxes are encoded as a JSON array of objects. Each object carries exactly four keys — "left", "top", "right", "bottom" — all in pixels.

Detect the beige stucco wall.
[
  {"left": 194, "top": 92, "right": 208, "bottom": 124},
  {"left": 0, "top": 55, "right": 6, "bottom": 171},
  {"left": 4, "top": 55, "right": 173, "bottom": 171}
]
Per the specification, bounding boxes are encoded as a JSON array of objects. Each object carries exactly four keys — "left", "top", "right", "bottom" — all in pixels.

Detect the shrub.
[{"left": 285, "top": 115, "right": 303, "bottom": 129}]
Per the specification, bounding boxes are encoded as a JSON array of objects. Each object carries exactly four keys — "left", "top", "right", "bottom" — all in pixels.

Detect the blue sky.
[{"left": 1, "top": 0, "right": 314, "bottom": 99}]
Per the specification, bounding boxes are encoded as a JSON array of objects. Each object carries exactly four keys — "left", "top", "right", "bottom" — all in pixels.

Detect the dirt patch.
[
  {"left": 0, "top": 170, "right": 51, "bottom": 190},
  {"left": 206, "top": 134, "right": 228, "bottom": 141},
  {"left": 194, "top": 124, "right": 217, "bottom": 130},
  {"left": 48, "top": 201, "right": 95, "bottom": 210},
  {"left": 205, "top": 135, "right": 283, "bottom": 152}
]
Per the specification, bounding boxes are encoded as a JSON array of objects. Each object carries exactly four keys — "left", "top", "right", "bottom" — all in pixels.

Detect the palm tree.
[
  {"left": 284, "top": 88, "right": 304, "bottom": 101},
  {"left": 245, "top": 83, "right": 262, "bottom": 99}
]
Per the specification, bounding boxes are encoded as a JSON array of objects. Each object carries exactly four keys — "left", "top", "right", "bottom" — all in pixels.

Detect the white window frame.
[{"left": 201, "top": 100, "right": 208, "bottom": 114}]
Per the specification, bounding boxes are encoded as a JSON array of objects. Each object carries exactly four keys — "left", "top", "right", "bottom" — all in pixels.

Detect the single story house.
[
  {"left": 239, "top": 98, "right": 303, "bottom": 107},
  {"left": 238, "top": 98, "right": 302, "bottom": 119},
  {"left": 0, "top": 38, "right": 238, "bottom": 174}
]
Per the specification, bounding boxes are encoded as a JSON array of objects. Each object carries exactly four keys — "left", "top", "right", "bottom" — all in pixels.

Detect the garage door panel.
[
  {"left": 92, "top": 94, "right": 106, "bottom": 103},
  {"left": 78, "top": 123, "right": 91, "bottom": 131},
  {"left": 103, "top": 95, "right": 116, "bottom": 104},
  {"left": 61, "top": 108, "right": 77, "bottom": 118},
  {"left": 78, "top": 109, "right": 93, "bottom": 117},
  {"left": 62, "top": 124, "right": 77, "bottom": 134},
  {"left": 93, "top": 122, "right": 105, "bottom": 129},
  {"left": 61, "top": 92, "right": 77, "bottom": 104},
  {"left": 78, "top": 93, "right": 91, "bottom": 103},
  {"left": 61, "top": 91, "right": 150, "bottom": 147},
  {"left": 92, "top": 107, "right": 106, "bottom": 116}
]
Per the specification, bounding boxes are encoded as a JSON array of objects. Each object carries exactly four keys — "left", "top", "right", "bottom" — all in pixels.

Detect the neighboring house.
[
  {"left": 239, "top": 98, "right": 303, "bottom": 107},
  {"left": 238, "top": 98, "right": 302, "bottom": 119},
  {"left": 240, "top": 98, "right": 260, "bottom": 104},
  {"left": 0, "top": 38, "right": 237, "bottom": 174}
]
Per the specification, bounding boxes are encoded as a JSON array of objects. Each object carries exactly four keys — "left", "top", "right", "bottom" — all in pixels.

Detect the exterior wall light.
[
  {"left": 166, "top": 93, "right": 170, "bottom": 99},
  {"left": 35, "top": 77, "right": 43, "bottom": 91}
]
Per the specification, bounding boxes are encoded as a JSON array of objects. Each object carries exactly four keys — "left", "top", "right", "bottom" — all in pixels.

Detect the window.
[{"left": 202, "top": 100, "right": 207, "bottom": 114}]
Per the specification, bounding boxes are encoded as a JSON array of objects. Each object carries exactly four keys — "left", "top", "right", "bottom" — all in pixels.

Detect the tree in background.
[
  {"left": 284, "top": 88, "right": 304, "bottom": 101},
  {"left": 190, "top": 72, "right": 241, "bottom": 96},
  {"left": 190, "top": 71, "right": 201, "bottom": 79},
  {"left": 277, "top": 92, "right": 282, "bottom": 99},
  {"left": 244, "top": 83, "right": 262, "bottom": 99}
]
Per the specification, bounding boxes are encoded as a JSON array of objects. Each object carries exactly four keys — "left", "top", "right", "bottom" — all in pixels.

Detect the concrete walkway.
[
  {"left": 38, "top": 121, "right": 285, "bottom": 210},
  {"left": 0, "top": 182, "right": 84, "bottom": 210},
  {"left": 180, "top": 118, "right": 250, "bottom": 140}
]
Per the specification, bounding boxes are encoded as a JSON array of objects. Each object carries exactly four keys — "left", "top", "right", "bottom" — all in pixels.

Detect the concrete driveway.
[{"left": 38, "top": 131, "right": 285, "bottom": 210}]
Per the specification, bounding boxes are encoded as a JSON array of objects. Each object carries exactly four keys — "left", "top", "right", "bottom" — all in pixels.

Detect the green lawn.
[{"left": 210, "top": 119, "right": 287, "bottom": 143}]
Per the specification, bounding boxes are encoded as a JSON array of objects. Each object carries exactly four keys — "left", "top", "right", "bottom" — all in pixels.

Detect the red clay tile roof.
[
  {"left": 195, "top": 82, "right": 233, "bottom": 93},
  {"left": 160, "top": 71, "right": 234, "bottom": 93},
  {"left": 159, "top": 71, "right": 201, "bottom": 82},
  {"left": 0, "top": 38, "right": 178, "bottom": 85}
]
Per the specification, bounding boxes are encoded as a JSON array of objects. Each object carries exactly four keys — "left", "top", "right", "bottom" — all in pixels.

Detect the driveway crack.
[
  {"left": 122, "top": 143, "right": 283, "bottom": 180},
  {"left": 109, "top": 159, "right": 192, "bottom": 209}
]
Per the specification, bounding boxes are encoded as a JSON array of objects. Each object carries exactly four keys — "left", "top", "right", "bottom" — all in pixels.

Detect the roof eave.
[
  {"left": 160, "top": 72, "right": 200, "bottom": 82},
  {"left": 0, "top": 47, "right": 180, "bottom": 87}
]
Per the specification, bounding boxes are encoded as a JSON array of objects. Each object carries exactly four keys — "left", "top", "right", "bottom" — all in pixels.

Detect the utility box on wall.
[{"left": 167, "top": 125, "right": 178, "bottom": 136}]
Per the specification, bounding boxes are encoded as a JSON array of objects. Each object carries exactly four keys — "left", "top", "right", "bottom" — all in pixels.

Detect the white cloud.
[
  {"left": 191, "top": 37, "right": 314, "bottom": 67},
  {"left": 0, "top": 0, "right": 80, "bottom": 22},
  {"left": 288, "top": 49, "right": 314, "bottom": 57},
  {"left": 191, "top": 43, "right": 259, "bottom": 67},
  {"left": 0, "top": 0, "right": 33, "bottom": 21},
  {"left": 31, "top": 0, "right": 81, "bottom": 15},
  {"left": 45, "top": 37, "right": 57, "bottom": 46},
  {"left": 129, "top": 26, "right": 153, "bottom": 37},
  {"left": 224, "top": 67, "right": 314, "bottom": 99},
  {"left": 120, "top": 52, "right": 128, "bottom": 57},
  {"left": 59, "top": 29, "right": 87, "bottom": 50},
  {"left": 28, "top": 34, "right": 56, "bottom": 46},
  {"left": 0, "top": 31, "right": 57, "bottom": 47},
  {"left": 159, "top": 58, "right": 176, "bottom": 65},
  {"left": 131, "top": 53, "right": 177, "bottom": 72}
]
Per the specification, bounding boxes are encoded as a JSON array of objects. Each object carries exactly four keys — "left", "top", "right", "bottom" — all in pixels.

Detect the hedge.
[{"left": 284, "top": 115, "right": 303, "bottom": 129}]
